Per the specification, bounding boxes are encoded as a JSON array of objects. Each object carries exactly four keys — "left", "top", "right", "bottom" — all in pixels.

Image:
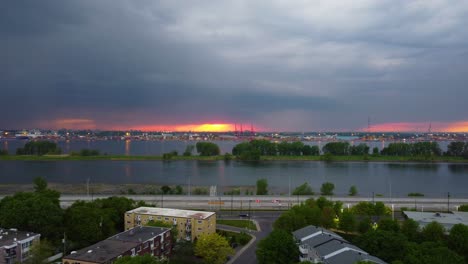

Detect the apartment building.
[
  {"left": 125, "top": 207, "right": 216, "bottom": 241},
  {"left": 62, "top": 226, "right": 171, "bottom": 264},
  {"left": 0, "top": 228, "right": 40, "bottom": 264}
]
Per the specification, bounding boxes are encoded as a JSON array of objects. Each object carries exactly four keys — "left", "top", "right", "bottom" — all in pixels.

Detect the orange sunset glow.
[
  {"left": 363, "top": 121, "right": 468, "bottom": 133},
  {"left": 128, "top": 123, "right": 238, "bottom": 132}
]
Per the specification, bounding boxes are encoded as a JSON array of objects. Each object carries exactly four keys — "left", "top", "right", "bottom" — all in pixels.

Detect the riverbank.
[{"left": 1, "top": 154, "right": 467, "bottom": 162}]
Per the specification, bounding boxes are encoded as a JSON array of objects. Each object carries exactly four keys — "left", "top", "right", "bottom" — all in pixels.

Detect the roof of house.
[
  {"left": 63, "top": 239, "right": 139, "bottom": 264},
  {"left": 303, "top": 234, "right": 347, "bottom": 249},
  {"left": 293, "top": 225, "right": 341, "bottom": 242},
  {"left": 63, "top": 226, "right": 170, "bottom": 264},
  {"left": 316, "top": 239, "right": 367, "bottom": 260},
  {"left": 109, "top": 226, "right": 169, "bottom": 243},
  {"left": 126, "top": 207, "right": 215, "bottom": 220},
  {"left": 325, "top": 250, "right": 387, "bottom": 264},
  {"left": 0, "top": 228, "right": 40, "bottom": 248}
]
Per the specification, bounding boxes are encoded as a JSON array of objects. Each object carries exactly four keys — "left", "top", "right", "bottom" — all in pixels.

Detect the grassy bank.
[
  {"left": 217, "top": 219, "right": 258, "bottom": 231},
  {"left": 1, "top": 154, "right": 467, "bottom": 162}
]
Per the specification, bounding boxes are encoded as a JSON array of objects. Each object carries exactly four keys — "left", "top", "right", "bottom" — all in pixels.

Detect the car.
[{"left": 239, "top": 213, "right": 249, "bottom": 217}]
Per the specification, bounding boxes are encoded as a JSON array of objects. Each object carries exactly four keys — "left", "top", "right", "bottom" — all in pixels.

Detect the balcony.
[{"left": 299, "top": 245, "right": 308, "bottom": 254}]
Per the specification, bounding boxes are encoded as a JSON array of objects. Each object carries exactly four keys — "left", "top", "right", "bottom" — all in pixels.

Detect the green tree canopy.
[
  {"left": 322, "top": 142, "right": 350, "bottom": 155},
  {"left": 194, "top": 233, "right": 234, "bottom": 264},
  {"left": 196, "top": 142, "right": 220, "bottom": 156},
  {"left": 355, "top": 230, "right": 408, "bottom": 262},
  {"left": 0, "top": 189, "right": 63, "bottom": 243},
  {"left": 320, "top": 182, "right": 335, "bottom": 195},
  {"left": 292, "top": 182, "right": 314, "bottom": 195},
  {"left": 349, "top": 185, "right": 358, "bottom": 196},
  {"left": 256, "top": 178, "right": 268, "bottom": 195},
  {"left": 448, "top": 224, "right": 468, "bottom": 259},
  {"left": 256, "top": 229, "right": 299, "bottom": 264},
  {"left": 421, "top": 221, "right": 445, "bottom": 242},
  {"left": 403, "top": 242, "right": 464, "bottom": 264}
]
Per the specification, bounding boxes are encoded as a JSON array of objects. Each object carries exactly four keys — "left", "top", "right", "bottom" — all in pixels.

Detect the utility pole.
[
  {"left": 447, "top": 192, "right": 450, "bottom": 213},
  {"left": 231, "top": 192, "right": 233, "bottom": 215},
  {"left": 63, "top": 232, "right": 66, "bottom": 256},
  {"left": 248, "top": 200, "right": 251, "bottom": 220}
]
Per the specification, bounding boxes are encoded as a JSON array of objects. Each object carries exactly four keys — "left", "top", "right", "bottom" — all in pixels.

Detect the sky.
[{"left": 2, "top": 1, "right": 468, "bottom": 132}]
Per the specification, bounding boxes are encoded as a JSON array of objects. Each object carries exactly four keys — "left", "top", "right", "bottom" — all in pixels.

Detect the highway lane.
[{"left": 51, "top": 194, "right": 468, "bottom": 211}]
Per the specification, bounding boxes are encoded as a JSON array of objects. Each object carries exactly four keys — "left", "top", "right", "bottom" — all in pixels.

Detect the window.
[
  {"left": 144, "top": 242, "right": 149, "bottom": 249},
  {"left": 164, "top": 217, "right": 169, "bottom": 221},
  {"left": 131, "top": 248, "right": 136, "bottom": 256},
  {"left": 197, "top": 228, "right": 202, "bottom": 231},
  {"left": 197, "top": 220, "right": 202, "bottom": 224},
  {"left": 157, "top": 216, "right": 161, "bottom": 220},
  {"left": 137, "top": 246, "right": 142, "bottom": 252}
]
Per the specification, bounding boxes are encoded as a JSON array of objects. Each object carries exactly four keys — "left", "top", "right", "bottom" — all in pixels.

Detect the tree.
[
  {"left": 350, "top": 143, "right": 370, "bottom": 155},
  {"left": 64, "top": 201, "right": 116, "bottom": 248},
  {"left": 403, "top": 242, "right": 464, "bottom": 264},
  {"left": 196, "top": 142, "right": 220, "bottom": 156},
  {"left": 33, "top": 176, "right": 48, "bottom": 192},
  {"left": 292, "top": 182, "right": 314, "bottom": 195},
  {"left": 320, "top": 207, "right": 336, "bottom": 228},
  {"left": 302, "top": 145, "right": 319, "bottom": 156},
  {"left": 194, "top": 233, "right": 234, "bottom": 264},
  {"left": 372, "top": 147, "right": 379, "bottom": 156},
  {"left": 256, "top": 179, "right": 268, "bottom": 195},
  {"left": 322, "top": 142, "right": 350, "bottom": 155},
  {"left": 339, "top": 210, "right": 356, "bottom": 233},
  {"left": 320, "top": 182, "right": 335, "bottom": 195},
  {"left": 458, "top": 204, "right": 468, "bottom": 212},
  {"left": 349, "top": 185, "right": 358, "bottom": 196},
  {"left": 421, "top": 221, "right": 445, "bottom": 242},
  {"left": 16, "top": 141, "right": 61, "bottom": 156},
  {"left": 114, "top": 254, "right": 165, "bottom": 264},
  {"left": 26, "top": 240, "right": 54, "bottom": 264},
  {"left": 378, "top": 219, "right": 400, "bottom": 233},
  {"left": 401, "top": 219, "right": 420, "bottom": 242},
  {"left": 174, "top": 185, "right": 183, "bottom": 195},
  {"left": 256, "top": 229, "right": 299, "bottom": 264},
  {"left": 161, "top": 185, "right": 172, "bottom": 194},
  {"left": 355, "top": 230, "right": 408, "bottom": 262},
  {"left": 0, "top": 186, "right": 63, "bottom": 243},
  {"left": 183, "top": 145, "right": 194, "bottom": 156},
  {"left": 448, "top": 224, "right": 468, "bottom": 259}
]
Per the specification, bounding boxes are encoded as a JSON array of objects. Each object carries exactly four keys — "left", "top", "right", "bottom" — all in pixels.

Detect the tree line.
[{"left": 0, "top": 177, "right": 148, "bottom": 251}]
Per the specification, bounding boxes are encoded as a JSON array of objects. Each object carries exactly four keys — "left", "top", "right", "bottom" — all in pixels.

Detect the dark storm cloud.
[{"left": 2, "top": 0, "right": 468, "bottom": 131}]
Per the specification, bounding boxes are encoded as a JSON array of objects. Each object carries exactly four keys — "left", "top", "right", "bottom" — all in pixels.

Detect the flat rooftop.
[
  {"left": 109, "top": 226, "right": 169, "bottom": 243},
  {"left": 0, "top": 228, "right": 40, "bottom": 247},
  {"left": 403, "top": 211, "right": 468, "bottom": 226},
  {"left": 64, "top": 239, "right": 139, "bottom": 263},
  {"left": 126, "top": 207, "right": 215, "bottom": 220}
]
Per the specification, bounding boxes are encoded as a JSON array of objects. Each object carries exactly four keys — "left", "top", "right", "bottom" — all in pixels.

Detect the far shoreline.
[{"left": 1, "top": 154, "right": 468, "bottom": 163}]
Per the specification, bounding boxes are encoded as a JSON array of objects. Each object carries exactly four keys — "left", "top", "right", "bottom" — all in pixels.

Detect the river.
[{"left": 0, "top": 160, "right": 467, "bottom": 198}]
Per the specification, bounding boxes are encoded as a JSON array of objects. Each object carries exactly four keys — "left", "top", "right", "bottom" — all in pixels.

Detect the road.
[
  {"left": 218, "top": 211, "right": 282, "bottom": 264},
  {"left": 52, "top": 194, "right": 468, "bottom": 211}
]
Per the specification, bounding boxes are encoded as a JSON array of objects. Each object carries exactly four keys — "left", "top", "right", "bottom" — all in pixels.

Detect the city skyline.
[{"left": 2, "top": 1, "right": 468, "bottom": 132}]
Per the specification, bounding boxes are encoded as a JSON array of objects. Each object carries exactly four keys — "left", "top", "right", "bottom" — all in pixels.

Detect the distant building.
[
  {"left": 125, "top": 207, "right": 216, "bottom": 241},
  {"left": 62, "top": 226, "right": 171, "bottom": 264},
  {"left": 403, "top": 211, "right": 468, "bottom": 231},
  {"left": 0, "top": 228, "right": 41, "bottom": 264},
  {"left": 293, "top": 225, "right": 386, "bottom": 264}
]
